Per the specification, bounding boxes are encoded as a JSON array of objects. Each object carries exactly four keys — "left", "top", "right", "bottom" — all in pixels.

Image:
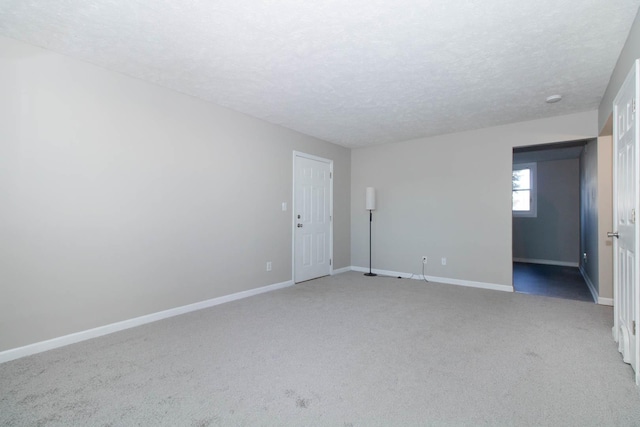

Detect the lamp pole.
[
  {"left": 365, "top": 187, "right": 377, "bottom": 277},
  {"left": 365, "top": 209, "right": 377, "bottom": 276}
]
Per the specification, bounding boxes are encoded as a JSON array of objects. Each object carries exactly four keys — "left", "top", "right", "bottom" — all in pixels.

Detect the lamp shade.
[{"left": 365, "top": 187, "right": 376, "bottom": 210}]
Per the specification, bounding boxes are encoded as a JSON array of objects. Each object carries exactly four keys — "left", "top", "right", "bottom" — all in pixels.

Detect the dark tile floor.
[{"left": 513, "top": 262, "right": 594, "bottom": 302}]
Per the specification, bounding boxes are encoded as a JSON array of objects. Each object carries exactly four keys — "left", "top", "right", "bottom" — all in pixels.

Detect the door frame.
[
  {"left": 292, "top": 151, "right": 334, "bottom": 283},
  {"left": 612, "top": 58, "right": 640, "bottom": 385}
]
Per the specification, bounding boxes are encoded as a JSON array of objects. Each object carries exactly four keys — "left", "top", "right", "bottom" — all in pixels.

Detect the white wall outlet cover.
[{"left": 282, "top": 202, "right": 287, "bottom": 211}]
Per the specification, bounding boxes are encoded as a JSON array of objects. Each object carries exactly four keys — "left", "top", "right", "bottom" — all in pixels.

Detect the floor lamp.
[{"left": 364, "top": 187, "right": 377, "bottom": 277}]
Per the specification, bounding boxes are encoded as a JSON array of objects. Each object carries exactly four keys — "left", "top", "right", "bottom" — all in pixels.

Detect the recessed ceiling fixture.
[{"left": 546, "top": 94, "right": 562, "bottom": 103}]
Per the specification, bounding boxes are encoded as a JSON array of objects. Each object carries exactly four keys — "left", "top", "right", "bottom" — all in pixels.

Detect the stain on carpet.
[
  {"left": 191, "top": 416, "right": 218, "bottom": 426},
  {"left": 296, "top": 398, "right": 310, "bottom": 408},
  {"left": 285, "top": 389, "right": 311, "bottom": 408}
]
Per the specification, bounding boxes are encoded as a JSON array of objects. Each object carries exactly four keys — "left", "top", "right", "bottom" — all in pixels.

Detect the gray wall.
[
  {"left": 0, "top": 36, "right": 351, "bottom": 352},
  {"left": 596, "top": 135, "right": 614, "bottom": 300},
  {"left": 351, "top": 111, "right": 598, "bottom": 288},
  {"left": 580, "top": 140, "right": 599, "bottom": 291},
  {"left": 513, "top": 158, "right": 580, "bottom": 264},
  {"left": 579, "top": 136, "right": 614, "bottom": 302},
  {"left": 599, "top": 7, "right": 640, "bottom": 131}
]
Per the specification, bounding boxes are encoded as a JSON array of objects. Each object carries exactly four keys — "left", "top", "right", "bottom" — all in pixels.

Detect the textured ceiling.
[{"left": 1, "top": 1, "right": 639, "bottom": 148}]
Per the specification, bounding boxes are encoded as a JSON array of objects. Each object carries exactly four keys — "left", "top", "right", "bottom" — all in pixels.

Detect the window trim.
[{"left": 512, "top": 162, "right": 537, "bottom": 218}]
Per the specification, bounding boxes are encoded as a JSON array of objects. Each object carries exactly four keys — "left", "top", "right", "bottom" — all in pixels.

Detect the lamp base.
[{"left": 364, "top": 273, "right": 377, "bottom": 277}]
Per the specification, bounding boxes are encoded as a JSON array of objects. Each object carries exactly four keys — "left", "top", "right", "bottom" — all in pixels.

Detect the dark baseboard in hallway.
[{"left": 513, "top": 262, "right": 594, "bottom": 302}]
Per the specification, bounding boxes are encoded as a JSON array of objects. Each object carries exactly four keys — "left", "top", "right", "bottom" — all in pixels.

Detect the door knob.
[
  {"left": 607, "top": 231, "right": 619, "bottom": 238},
  {"left": 297, "top": 223, "right": 303, "bottom": 228}
]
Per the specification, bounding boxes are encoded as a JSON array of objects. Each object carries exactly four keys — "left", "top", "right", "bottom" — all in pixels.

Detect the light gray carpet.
[{"left": 1, "top": 272, "right": 639, "bottom": 426}]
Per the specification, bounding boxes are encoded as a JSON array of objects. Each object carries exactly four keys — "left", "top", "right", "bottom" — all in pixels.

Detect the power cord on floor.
[
  {"left": 378, "top": 262, "right": 429, "bottom": 283},
  {"left": 422, "top": 262, "right": 429, "bottom": 283},
  {"left": 392, "top": 262, "right": 428, "bottom": 282}
]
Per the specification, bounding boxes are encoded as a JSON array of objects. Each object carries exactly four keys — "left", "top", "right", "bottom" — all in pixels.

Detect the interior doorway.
[
  {"left": 292, "top": 152, "right": 333, "bottom": 283},
  {"left": 512, "top": 140, "right": 594, "bottom": 302}
]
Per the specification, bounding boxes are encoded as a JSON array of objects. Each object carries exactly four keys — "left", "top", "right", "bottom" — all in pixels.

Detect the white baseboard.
[
  {"left": 513, "top": 258, "right": 579, "bottom": 268},
  {"left": 579, "top": 266, "right": 598, "bottom": 304},
  {"left": 598, "top": 296, "right": 614, "bottom": 306},
  {"left": 351, "top": 266, "right": 415, "bottom": 279},
  {"left": 0, "top": 279, "right": 294, "bottom": 364},
  {"left": 578, "top": 266, "right": 613, "bottom": 306},
  {"left": 332, "top": 266, "right": 351, "bottom": 275},
  {"left": 350, "top": 266, "right": 513, "bottom": 293}
]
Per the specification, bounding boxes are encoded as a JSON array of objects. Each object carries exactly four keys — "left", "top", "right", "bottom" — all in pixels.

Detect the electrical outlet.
[
  {"left": 422, "top": 256, "right": 428, "bottom": 264},
  {"left": 583, "top": 252, "right": 588, "bottom": 263},
  {"left": 441, "top": 257, "right": 447, "bottom": 266},
  {"left": 266, "top": 262, "right": 272, "bottom": 271}
]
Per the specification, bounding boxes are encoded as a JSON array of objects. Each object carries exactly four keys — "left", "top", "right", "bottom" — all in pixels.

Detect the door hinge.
[
  {"left": 632, "top": 209, "right": 636, "bottom": 224},
  {"left": 633, "top": 98, "right": 636, "bottom": 113},
  {"left": 633, "top": 320, "right": 636, "bottom": 336},
  {"left": 330, "top": 172, "right": 332, "bottom": 179},
  {"left": 330, "top": 259, "right": 332, "bottom": 266}
]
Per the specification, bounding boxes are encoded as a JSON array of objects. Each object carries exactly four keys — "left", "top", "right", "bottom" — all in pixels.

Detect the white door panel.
[
  {"left": 294, "top": 154, "right": 332, "bottom": 283},
  {"left": 612, "top": 59, "right": 639, "bottom": 384}
]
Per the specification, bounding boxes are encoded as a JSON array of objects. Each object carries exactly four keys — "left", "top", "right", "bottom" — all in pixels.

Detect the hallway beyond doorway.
[{"left": 513, "top": 262, "right": 593, "bottom": 302}]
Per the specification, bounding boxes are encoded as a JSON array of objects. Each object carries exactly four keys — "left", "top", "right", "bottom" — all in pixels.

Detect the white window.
[{"left": 513, "top": 162, "right": 537, "bottom": 217}]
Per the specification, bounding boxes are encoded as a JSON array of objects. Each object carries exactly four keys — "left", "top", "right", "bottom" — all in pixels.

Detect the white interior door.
[
  {"left": 293, "top": 153, "right": 332, "bottom": 283},
  {"left": 612, "top": 59, "right": 639, "bottom": 384}
]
